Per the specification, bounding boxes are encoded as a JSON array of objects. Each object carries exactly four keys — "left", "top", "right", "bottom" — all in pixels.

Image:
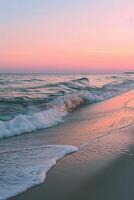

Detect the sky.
[{"left": 0, "top": 0, "right": 134, "bottom": 73}]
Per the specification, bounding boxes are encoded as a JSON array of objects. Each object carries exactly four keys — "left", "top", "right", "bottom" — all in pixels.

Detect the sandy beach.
[
  {"left": 1, "top": 0, "right": 134, "bottom": 198},
  {"left": 1, "top": 0, "right": 134, "bottom": 199},
  {"left": 9, "top": 90, "right": 134, "bottom": 200}
]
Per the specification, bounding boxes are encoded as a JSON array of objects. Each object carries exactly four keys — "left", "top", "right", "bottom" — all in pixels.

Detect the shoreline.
[
  {"left": 7, "top": 90, "right": 134, "bottom": 200},
  {"left": 10, "top": 125, "right": 134, "bottom": 200}
]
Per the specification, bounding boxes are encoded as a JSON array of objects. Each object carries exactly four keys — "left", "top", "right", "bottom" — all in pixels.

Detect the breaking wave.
[{"left": 0, "top": 78, "right": 134, "bottom": 140}]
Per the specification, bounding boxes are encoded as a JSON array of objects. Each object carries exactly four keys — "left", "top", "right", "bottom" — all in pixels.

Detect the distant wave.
[{"left": 0, "top": 78, "right": 134, "bottom": 140}]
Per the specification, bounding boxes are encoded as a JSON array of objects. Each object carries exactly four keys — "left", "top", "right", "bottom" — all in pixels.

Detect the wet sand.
[{"left": 10, "top": 90, "right": 134, "bottom": 200}]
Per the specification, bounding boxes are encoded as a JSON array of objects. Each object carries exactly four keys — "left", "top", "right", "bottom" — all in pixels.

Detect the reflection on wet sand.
[{"left": 10, "top": 90, "right": 134, "bottom": 200}]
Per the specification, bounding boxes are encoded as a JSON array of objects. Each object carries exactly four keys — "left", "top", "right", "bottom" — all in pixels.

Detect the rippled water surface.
[
  {"left": 0, "top": 73, "right": 134, "bottom": 200},
  {"left": 0, "top": 73, "right": 134, "bottom": 139}
]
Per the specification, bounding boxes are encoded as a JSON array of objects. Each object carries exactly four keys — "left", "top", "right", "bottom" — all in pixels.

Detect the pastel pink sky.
[{"left": 0, "top": 0, "right": 134, "bottom": 72}]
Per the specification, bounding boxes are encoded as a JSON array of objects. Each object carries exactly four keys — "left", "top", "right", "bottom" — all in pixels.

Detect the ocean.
[{"left": 0, "top": 73, "right": 134, "bottom": 200}]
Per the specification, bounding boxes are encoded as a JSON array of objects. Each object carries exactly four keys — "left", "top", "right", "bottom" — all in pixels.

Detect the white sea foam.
[
  {"left": 0, "top": 79, "right": 134, "bottom": 140},
  {"left": 0, "top": 145, "right": 78, "bottom": 200}
]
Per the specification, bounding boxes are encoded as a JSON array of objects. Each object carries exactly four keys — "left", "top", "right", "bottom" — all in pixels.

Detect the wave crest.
[{"left": 0, "top": 79, "right": 134, "bottom": 140}]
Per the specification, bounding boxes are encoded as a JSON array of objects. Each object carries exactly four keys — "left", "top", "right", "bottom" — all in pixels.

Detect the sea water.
[{"left": 0, "top": 73, "right": 134, "bottom": 199}]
